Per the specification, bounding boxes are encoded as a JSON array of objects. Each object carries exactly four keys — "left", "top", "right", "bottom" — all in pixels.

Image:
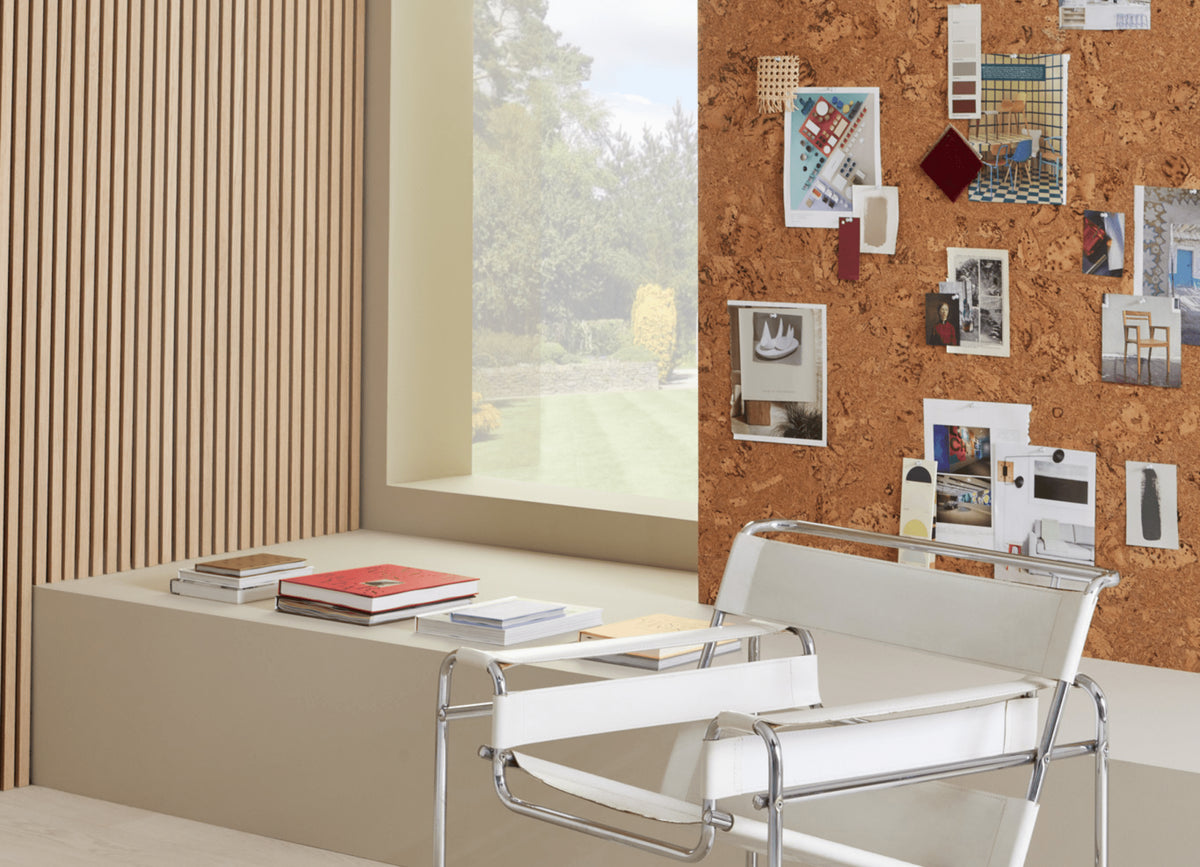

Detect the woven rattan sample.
[{"left": 757, "top": 56, "right": 801, "bottom": 113}]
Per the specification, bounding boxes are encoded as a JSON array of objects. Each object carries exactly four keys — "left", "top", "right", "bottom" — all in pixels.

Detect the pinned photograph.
[
  {"left": 932, "top": 425, "right": 991, "bottom": 476},
  {"left": 965, "top": 54, "right": 1067, "bottom": 206},
  {"left": 1126, "top": 462, "right": 1179, "bottom": 549},
  {"left": 993, "top": 444, "right": 1097, "bottom": 585},
  {"left": 924, "top": 399, "right": 1032, "bottom": 549},
  {"left": 925, "top": 294, "right": 960, "bottom": 346},
  {"left": 935, "top": 475, "right": 992, "bottom": 528},
  {"left": 1100, "top": 294, "right": 1181, "bottom": 387},
  {"left": 1133, "top": 185, "right": 1200, "bottom": 344},
  {"left": 946, "top": 248, "right": 1009, "bottom": 357},
  {"left": 784, "top": 88, "right": 881, "bottom": 228},
  {"left": 729, "top": 301, "right": 827, "bottom": 446},
  {"left": 931, "top": 426, "right": 992, "bottom": 528},
  {"left": 1082, "top": 210, "right": 1125, "bottom": 277},
  {"left": 1059, "top": 0, "right": 1150, "bottom": 30}
]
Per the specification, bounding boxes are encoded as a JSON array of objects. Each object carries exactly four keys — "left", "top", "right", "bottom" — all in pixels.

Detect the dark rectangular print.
[{"left": 1033, "top": 474, "right": 1089, "bottom": 504}]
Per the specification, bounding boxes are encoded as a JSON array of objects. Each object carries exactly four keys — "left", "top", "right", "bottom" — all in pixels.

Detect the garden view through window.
[{"left": 471, "top": 0, "right": 698, "bottom": 503}]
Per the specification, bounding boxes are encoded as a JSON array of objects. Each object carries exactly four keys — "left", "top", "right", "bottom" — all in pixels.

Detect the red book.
[{"left": 277, "top": 564, "right": 479, "bottom": 614}]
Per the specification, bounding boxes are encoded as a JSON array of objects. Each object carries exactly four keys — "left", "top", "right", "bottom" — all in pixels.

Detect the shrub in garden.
[
  {"left": 631, "top": 284, "right": 677, "bottom": 383},
  {"left": 472, "top": 392, "right": 502, "bottom": 441}
]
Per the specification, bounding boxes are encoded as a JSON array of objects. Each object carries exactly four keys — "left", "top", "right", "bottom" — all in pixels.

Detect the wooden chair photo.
[{"left": 1123, "top": 309, "right": 1170, "bottom": 385}]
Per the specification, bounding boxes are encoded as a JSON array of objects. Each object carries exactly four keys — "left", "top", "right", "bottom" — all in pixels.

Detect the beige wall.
[{"left": 0, "top": 0, "right": 364, "bottom": 788}]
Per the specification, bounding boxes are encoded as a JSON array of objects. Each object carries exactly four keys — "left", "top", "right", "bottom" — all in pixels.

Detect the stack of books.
[
  {"left": 170, "top": 553, "right": 312, "bottom": 604},
  {"left": 275, "top": 564, "right": 480, "bottom": 626},
  {"left": 415, "top": 596, "right": 602, "bottom": 645},
  {"left": 579, "top": 613, "right": 741, "bottom": 669}
]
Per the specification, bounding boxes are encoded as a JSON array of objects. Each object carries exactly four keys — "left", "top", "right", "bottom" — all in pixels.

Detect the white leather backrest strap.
[
  {"left": 490, "top": 655, "right": 820, "bottom": 750},
  {"left": 702, "top": 696, "right": 1037, "bottom": 800},
  {"left": 717, "top": 535, "right": 1095, "bottom": 682}
]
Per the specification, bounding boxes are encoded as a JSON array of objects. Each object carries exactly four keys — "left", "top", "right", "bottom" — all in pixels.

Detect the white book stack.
[
  {"left": 170, "top": 553, "right": 313, "bottom": 604},
  {"left": 416, "top": 596, "right": 602, "bottom": 646}
]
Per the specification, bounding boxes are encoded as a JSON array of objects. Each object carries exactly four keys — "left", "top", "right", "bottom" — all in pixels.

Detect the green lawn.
[{"left": 472, "top": 390, "right": 698, "bottom": 502}]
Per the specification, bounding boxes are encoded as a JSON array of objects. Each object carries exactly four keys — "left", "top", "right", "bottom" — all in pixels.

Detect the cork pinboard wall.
[{"left": 698, "top": 1, "right": 1200, "bottom": 671}]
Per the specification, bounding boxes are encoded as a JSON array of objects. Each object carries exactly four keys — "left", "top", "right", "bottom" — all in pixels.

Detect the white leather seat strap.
[
  {"left": 703, "top": 696, "right": 1037, "bottom": 800},
  {"left": 509, "top": 751, "right": 704, "bottom": 825},
  {"left": 724, "top": 678, "right": 1045, "bottom": 730}
]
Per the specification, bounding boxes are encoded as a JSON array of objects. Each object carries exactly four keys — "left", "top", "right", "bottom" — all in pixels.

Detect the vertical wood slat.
[
  {"left": 339, "top": 0, "right": 355, "bottom": 534},
  {"left": 18, "top": 0, "right": 46, "bottom": 789},
  {"left": 62, "top": 0, "right": 87, "bottom": 587},
  {"left": 275, "top": 0, "right": 294, "bottom": 545},
  {"left": 1, "top": 0, "right": 23, "bottom": 791},
  {"left": 48, "top": 0, "right": 71, "bottom": 588},
  {"left": 211, "top": 0, "right": 232, "bottom": 559},
  {"left": 76, "top": 0, "right": 100, "bottom": 590},
  {"left": 227, "top": 0, "right": 245, "bottom": 551},
  {"left": 285, "top": 0, "right": 302, "bottom": 543},
  {"left": 252, "top": 0, "right": 271, "bottom": 549},
  {"left": 0, "top": 0, "right": 363, "bottom": 789},
  {"left": 132, "top": 0, "right": 155, "bottom": 571},
  {"left": 350, "top": 0, "right": 364, "bottom": 530},
  {"left": 173, "top": 0, "right": 194, "bottom": 563},
  {"left": 120, "top": 0, "right": 141, "bottom": 573},
  {"left": 199, "top": 0, "right": 218, "bottom": 558},
  {"left": 316, "top": 0, "right": 332, "bottom": 537},
  {"left": 187, "top": 0, "right": 205, "bottom": 558},
  {"left": 160, "top": 0, "right": 180, "bottom": 564},
  {"left": 145, "top": 0, "right": 167, "bottom": 569}
]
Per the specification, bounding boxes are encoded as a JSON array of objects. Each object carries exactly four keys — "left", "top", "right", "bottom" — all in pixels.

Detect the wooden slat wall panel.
[{"left": 0, "top": 0, "right": 363, "bottom": 789}]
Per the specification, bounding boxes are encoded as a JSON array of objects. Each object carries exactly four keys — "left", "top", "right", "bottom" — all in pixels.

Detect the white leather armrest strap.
[
  {"left": 491, "top": 655, "right": 820, "bottom": 749},
  {"left": 453, "top": 623, "right": 775, "bottom": 671},
  {"left": 716, "top": 679, "right": 1046, "bottom": 733},
  {"left": 704, "top": 696, "right": 1037, "bottom": 800},
  {"left": 509, "top": 751, "right": 704, "bottom": 825}
]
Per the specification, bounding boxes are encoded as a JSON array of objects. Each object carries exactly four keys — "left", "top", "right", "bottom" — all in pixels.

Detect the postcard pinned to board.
[
  {"left": 923, "top": 399, "right": 1031, "bottom": 550},
  {"left": 784, "top": 88, "right": 882, "bottom": 229}
]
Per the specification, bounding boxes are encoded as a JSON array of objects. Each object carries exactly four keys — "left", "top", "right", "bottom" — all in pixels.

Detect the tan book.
[
  {"left": 579, "top": 613, "right": 736, "bottom": 662},
  {"left": 194, "top": 553, "right": 308, "bottom": 577}
]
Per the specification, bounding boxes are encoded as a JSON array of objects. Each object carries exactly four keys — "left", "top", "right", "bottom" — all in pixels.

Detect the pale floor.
[
  {"left": 0, "top": 786, "right": 388, "bottom": 867},
  {"left": 3, "top": 762, "right": 1200, "bottom": 865}
]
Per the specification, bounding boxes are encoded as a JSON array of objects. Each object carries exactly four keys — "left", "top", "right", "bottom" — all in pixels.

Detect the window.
[
  {"left": 470, "top": 0, "right": 698, "bottom": 504},
  {"left": 368, "top": 0, "right": 695, "bottom": 570}
]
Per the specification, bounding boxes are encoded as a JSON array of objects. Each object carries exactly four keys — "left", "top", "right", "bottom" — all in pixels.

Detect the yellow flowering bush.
[
  {"left": 471, "top": 392, "right": 502, "bottom": 441},
  {"left": 630, "top": 283, "right": 677, "bottom": 384}
]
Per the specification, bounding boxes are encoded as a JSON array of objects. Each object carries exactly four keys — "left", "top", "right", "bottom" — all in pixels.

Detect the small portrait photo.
[
  {"left": 1082, "top": 210, "right": 1124, "bottom": 277},
  {"left": 925, "top": 293, "right": 961, "bottom": 346}
]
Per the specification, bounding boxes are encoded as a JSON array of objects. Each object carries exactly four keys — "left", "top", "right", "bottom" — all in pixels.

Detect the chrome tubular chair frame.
[{"left": 433, "top": 519, "right": 1119, "bottom": 867}]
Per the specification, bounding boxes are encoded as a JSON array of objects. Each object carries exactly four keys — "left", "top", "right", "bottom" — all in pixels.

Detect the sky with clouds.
[{"left": 544, "top": 0, "right": 697, "bottom": 139}]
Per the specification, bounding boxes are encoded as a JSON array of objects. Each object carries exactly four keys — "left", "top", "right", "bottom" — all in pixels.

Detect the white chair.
[{"left": 433, "top": 520, "right": 1118, "bottom": 867}]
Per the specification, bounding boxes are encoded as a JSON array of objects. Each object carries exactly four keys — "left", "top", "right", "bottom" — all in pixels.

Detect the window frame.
[{"left": 358, "top": 0, "right": 697, "bottom": 571}]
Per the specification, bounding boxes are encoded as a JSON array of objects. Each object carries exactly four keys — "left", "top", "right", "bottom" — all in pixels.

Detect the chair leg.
[
  {"left": 434, "top": 653, "right": 457, "bottom": 867},
  {"left": 746, "top": 853, "right": 759, "bottom": 867},
  {"left": 753, "top": 720, "right": 786, "bottom": 867},
  {"left": 1075, "top": 674, "right": 1109, "bottom": 867}
]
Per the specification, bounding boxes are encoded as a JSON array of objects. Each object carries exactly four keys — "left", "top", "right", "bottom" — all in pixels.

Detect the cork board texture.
[{"left": 698, "top": 1, "right": 1200, "bottom": 671}]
